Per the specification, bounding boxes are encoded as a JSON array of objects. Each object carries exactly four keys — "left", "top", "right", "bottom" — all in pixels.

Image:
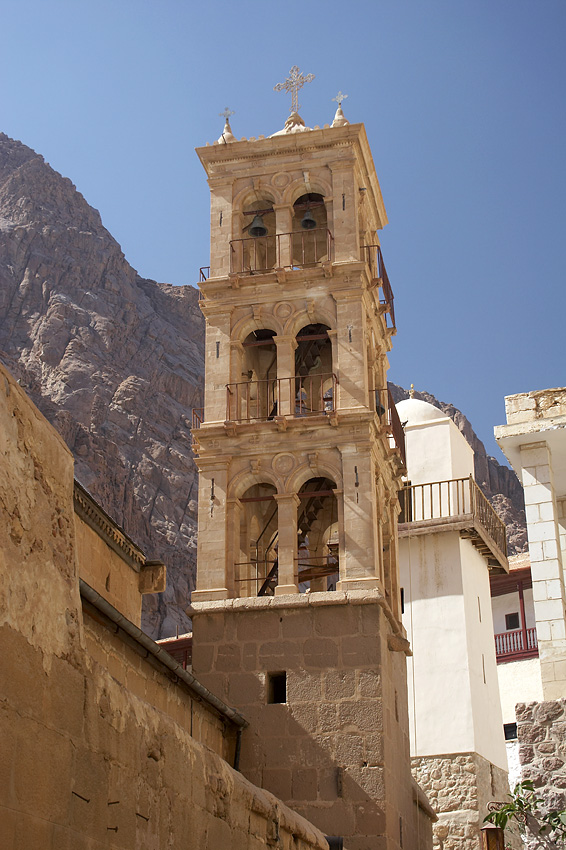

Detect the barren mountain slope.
[
  {"left": 0, "top": 133, "right": 526, "bottom": 639},
  {"left": 0, "top": 133, "right": 204, "bottom": 638}
]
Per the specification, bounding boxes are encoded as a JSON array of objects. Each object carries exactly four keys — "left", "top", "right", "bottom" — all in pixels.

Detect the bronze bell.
[
  {"left": 301, "top": 209, "right": 317, "bottom": 230},
  {"left": 249, "top": 214, "right": 268, "bottom": 237}
]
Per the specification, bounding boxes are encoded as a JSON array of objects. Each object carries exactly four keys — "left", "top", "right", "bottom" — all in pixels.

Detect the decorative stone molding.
[{"left": 73, "top": 480, "right": 145, "bottom": 573}]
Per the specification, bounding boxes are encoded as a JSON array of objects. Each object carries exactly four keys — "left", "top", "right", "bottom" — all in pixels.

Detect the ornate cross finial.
[
  {"left": 274, "top": 66, "right": 315, "bottom": 114},
  {"left": 219, "top": 107, "right": 235, "bottom": 121},
  {"left": 332, "top": 91, "right": 348, "bottom": 106}
]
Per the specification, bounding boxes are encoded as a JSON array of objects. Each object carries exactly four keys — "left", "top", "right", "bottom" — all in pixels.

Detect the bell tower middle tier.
[{"left": 192, "top": 120, "right": 406, "bottom": 612}]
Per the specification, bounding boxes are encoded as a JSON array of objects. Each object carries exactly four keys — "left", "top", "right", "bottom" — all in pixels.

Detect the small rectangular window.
[
  {"left": 505, "top": 612, "right": 520, "bottom": 630},
  {"left": 268, "top": 671, "right": 286, "bottom": 704},
  {"left": 504, "top": 722, "right": 518, "bottom": 741}
]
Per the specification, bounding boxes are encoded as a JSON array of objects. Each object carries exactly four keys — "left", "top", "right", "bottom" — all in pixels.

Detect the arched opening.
[
  {"left": 291, "top": 193, "right": 329, "bottom": 267},
  {"left": 241, "top": 199, "right": 276, "bottom": 272},
  {"left": 294, "top": 323, "right": 335, "bottom": 415},
  {"left": 236, "top": 482, "right": 278, "bottom": 597},
  {"left": 227, "top": 329, "right": 278, "bottom": 422},
  {"left": 297, "top": 476, "right": 339, "bottom": 591}
]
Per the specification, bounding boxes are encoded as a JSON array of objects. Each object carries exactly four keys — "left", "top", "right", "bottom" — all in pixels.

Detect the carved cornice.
[{"left": 73, "top": 480, "right": 145, "bottom": 573}]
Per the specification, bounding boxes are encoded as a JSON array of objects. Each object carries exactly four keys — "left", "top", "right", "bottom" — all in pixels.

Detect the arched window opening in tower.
[
  {"left": 294, "top": 324, "right": 335, "bottom": 416},
  {"left": 240, "top": 199, "right": 276, "bottom": 272},
  {"left": 226, "top": 329, "right": 277, "bottom": 422},
  {"left": 235, "top": 482, "right": 278, "bottom": 598},
  {"left": 292, "top": 193, "right": 330, "bottom": 267},
  {"left": 297, "top": 477, "right": 339, "bottom": 592}
]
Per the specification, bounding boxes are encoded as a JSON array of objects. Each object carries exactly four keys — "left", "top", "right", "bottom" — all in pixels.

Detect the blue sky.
[{"left": 2, "top": 0, "right": 565, "bottom": 460}]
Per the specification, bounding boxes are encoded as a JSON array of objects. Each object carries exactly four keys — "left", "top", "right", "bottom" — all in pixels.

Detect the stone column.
[
  {"left": 193, "top": 459, "right": 231, "bottom": 601},
  {"left": 329, "top": 159, "right": 359, "bottom": 262},
  {"left": 520, "top": 441, "right": 566, "bottom": 698},
  {"left": 274, "top": 493, "right": 300, "bottom": 595},
  {"left": 202, "top": 305, "right": 232, "bottom": 423},
  {"left": 226, "top": 497, "right": 242, "bottom": 598},
  {"left": 208, "top": 176, "right": 234, "bottom": 278},
  {"left": 333, "top": 291, "right": 369, "bottom": 410},
  {"left": 274, "top": 335, "right": 297, "bottom": 417},
  {"left": 273, "top": 204, "right": 293, "bottom": 268},
  {"left": 337, "top": 446, "right": 379, "bottom": 591}
]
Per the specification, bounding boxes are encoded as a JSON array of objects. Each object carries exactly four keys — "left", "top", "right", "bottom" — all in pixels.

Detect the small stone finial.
[
  {"left": 331, "top": 92, "right": 349, "bottom": 128},
  {"left": 409, "top": 384, "right": 415, "bottom": 399},
  {"left": 217, "top": 107, "right": 236, "bottom": 144}
]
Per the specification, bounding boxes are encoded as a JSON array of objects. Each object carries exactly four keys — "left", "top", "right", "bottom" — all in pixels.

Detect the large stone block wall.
[
  {"left": 412, "top": 753, "right": 511, "bottom": 850},
  {"left": 191, "top": 594, "right": 429, "bottom": 850},
  {"left": 517, "top": 699, "right": 566, "bottom": 812},
  {"left": 0, "top": 363, "right": 328, "bottom": 850}
]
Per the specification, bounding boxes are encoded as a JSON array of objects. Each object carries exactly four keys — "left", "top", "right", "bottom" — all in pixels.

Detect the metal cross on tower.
[
  {"left": 219, "top": 107, "right": 235, "bottom": 121},
  {"left": 274, "top": 66, "right": 315, "bottom": 114},
  {"left": 332, "top": 91, "right": 348, "bottom": 106}
]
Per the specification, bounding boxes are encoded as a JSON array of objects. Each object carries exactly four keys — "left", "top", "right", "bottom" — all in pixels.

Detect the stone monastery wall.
[{"left": 0, "top": 362, "right": 327, "bottom": 850}]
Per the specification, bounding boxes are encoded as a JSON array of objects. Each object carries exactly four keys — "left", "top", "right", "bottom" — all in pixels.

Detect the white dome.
[{"left": 396, "top": 398, "right": 445, "bottom": 426}]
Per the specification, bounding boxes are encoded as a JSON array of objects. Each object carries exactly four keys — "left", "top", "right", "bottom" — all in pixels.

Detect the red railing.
[
  {"left": 495, "top": 628, "right": 538, "bottom": 661},
  {"left": 230, "top": 228, "right": 333, "bottom": 274},
  {"left": 374, "top": 388, "right": 406, "bottom": 465},
  {"left": 226, "top": 373, "right": 337, "bottom": 422},
  {"left": 365, "top": 245, "right": 396, "bottom": 329}
]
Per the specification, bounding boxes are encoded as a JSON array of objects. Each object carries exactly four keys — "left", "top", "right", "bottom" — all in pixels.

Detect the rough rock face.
[
  {"left": 0, "top": 133, "right": 526, "bottom": 638},
  {"left": 389, "top": 383, "right": 527, "bottom": 554},
  {"left": 0, "top": 133, "right": 204, "bottom": 638}
]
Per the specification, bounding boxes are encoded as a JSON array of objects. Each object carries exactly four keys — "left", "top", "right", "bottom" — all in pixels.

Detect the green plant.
[{"left": 484, "top": 781, "right": 566, "bottom": 848}]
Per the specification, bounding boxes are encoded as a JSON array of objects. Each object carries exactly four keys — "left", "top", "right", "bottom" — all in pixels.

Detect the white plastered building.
[{"left": 396, "top": 396, "right": 510, "bottom": 848}]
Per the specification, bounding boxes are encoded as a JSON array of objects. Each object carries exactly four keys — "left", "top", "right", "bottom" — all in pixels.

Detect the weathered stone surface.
[
  {"left": 0, "top": 359, "right": 328, "bottom": 850},
  {"left": 518, "top": 699, "right": 566, "bottom": 837},
  {"left": 0, "top": 133, "right": 204, "bottom": 638},
  {"left": 412, "top": 753, "right": 515, "bottom": 850}
]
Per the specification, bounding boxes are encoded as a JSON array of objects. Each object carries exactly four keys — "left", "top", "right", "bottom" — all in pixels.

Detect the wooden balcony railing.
[
  {"left": 230, "top": 228, "right": 333, "bottom": 274},
  {"left": 374, "top": 388, "right": 406, "bottom": 466},
  {"left": 226, "top": 373, "right": 337, "bottom": 422},
  {"left": 495, "top": 627, "right": 538, "bottom": 662},
  {"left": 364, "top": 245, "right": 396, "bottom": 329},
  {"left": 398, "top": 476, "right": 508, "bottom": 569}
]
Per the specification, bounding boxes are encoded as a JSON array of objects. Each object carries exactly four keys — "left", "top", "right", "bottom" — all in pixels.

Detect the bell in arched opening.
[
  {"left": 301, "top": 209, "right": 317, "bottom": 230},
  {"left": 249, "top": 214, "right": 268, "bottom": 237}
]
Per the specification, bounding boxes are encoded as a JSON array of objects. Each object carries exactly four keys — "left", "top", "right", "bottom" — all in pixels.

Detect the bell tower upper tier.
[{"left": 197, "top": 122, "right": 388, "bottom": 280}]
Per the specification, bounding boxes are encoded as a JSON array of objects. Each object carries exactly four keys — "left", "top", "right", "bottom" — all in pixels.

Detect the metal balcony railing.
[
  {"left": 364, "top": 245, "right": 396, "bottom": 329},
  {"left": 398, "top": 476, "right": 508, "bottom": 568},
  {"left": 230, "top": 228, "right": 333, "bottom": 274},
  {"left": 374, "top": 388, "right": 406, "bottom": 466},
  {"left": 226, "top": 373, "right": 337, "bottom": 422},
  {"left": 495, "top": 627, "right": 538, "bottom": 662}
]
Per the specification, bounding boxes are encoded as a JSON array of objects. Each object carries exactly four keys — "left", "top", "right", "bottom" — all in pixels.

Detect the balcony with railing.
[
  {"left": 494, "top": 627, "right": 538, "bottom": 662},
  {"left": 398, "top": 476, "right": 508, "bottom": 570},
  {"left": 364, "top": 245, "right": 396, "bottom": 330},
  {"left": 226, "top": 373, "right": 337, "bottom": 422},
  {"left": 374, "top": 388, "right": 406, "bottom": 466},
  {"left": 229, "top": 228, "right": 333, "bottom": 274}
]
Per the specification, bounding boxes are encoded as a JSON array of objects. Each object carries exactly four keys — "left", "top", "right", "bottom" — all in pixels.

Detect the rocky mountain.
[
  {"left": 0, "top": 133, "right": 204, "bottom": 638},
  {"left": 0, "top": 133, "right": 526, "bottom": 638}
]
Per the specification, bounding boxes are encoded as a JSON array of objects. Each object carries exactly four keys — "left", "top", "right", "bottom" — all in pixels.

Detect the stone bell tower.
[{"left": 189, "top": 88, "right": 432, "bottom": 849}]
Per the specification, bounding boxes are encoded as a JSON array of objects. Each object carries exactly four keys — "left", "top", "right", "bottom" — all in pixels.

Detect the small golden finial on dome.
[{"left": 409, "top": 384, "right": 415, "bottom": 399}]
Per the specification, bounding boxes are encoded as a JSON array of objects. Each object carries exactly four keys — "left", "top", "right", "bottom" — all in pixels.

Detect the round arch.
[
  {"left": 287, "top": 457, "right": 342, "bottom": 494},
  {"left": 228, "top": 468, "right": 282, "bottom": 501}
]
